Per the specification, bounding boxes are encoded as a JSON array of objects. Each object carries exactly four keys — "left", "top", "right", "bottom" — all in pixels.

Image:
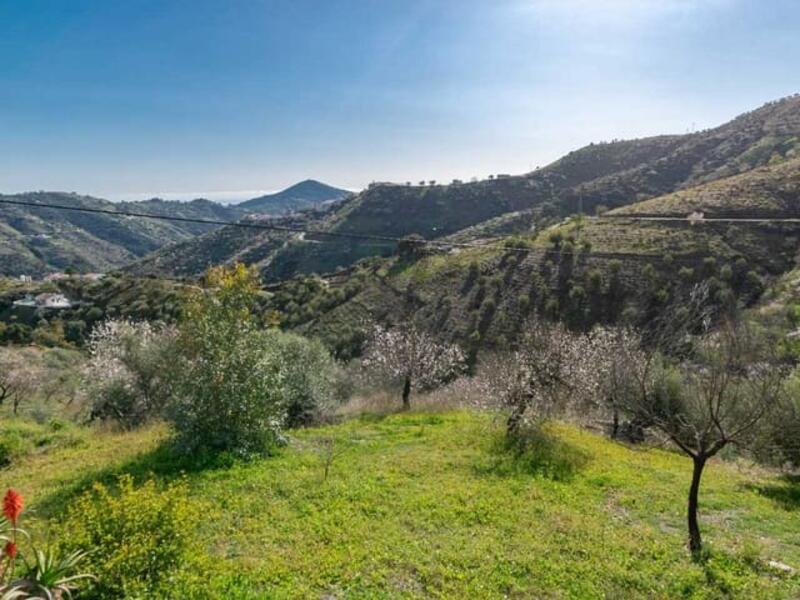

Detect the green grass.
[{"left": 3, "top": 411, "right": 800, "bottom": 598}]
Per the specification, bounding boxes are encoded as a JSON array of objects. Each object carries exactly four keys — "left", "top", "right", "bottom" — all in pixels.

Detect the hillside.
[
  {"left": 0, "top": 192, "right": 243, "bottom": 276},
  {"left": 249, "top": 157, "right": 800, "bottom": 358},
  {"left": 608, "top": 157, "right": 800, "bottom": 218},
  {"left": 0, "top": 180, "right": 350, "bottom": 277},
  {"left": 132, "top": 94, "right": 800, "bottom": 281},
  {"left": 237, "top": 179, "right": 351, "bottom": 214},
  {"left": 4, "top": 411, "right": 798, "bottom": 598}
]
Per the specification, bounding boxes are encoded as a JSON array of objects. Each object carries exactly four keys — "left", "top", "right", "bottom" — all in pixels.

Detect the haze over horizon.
[{"left": 1, "top": 0, "right": 799, "bottom": 202}]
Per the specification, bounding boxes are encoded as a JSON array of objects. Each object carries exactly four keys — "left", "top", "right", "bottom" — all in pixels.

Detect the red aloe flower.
[
  {"left": 2, "top": 489, "right": 23, "bottom": 524},
  {"left": 3, "top": 541, "right": 16, "bottom": 559}
]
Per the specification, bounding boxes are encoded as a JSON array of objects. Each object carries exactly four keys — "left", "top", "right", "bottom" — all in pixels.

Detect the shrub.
[
  {"left": 267, "top": 331, "right": 341, "bottom": 427},
  {"left": 168, "top": 265, "right": 289, "bottom": 457},
  {"left": 0, "top": 430, "right": 25, "bottom": 467},
  {"left": 0, "top": 323, "right": 33, "bottom": 345},
  {"left": 60, "top": 476, "right": 202, "bottom": 600},
  {"left": 65, "top": 320, "right": 87, "bottom": 345}
]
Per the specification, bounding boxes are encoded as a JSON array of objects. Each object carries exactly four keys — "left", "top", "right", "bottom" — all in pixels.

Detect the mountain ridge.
[
  {"left": 129, "top": 94, "right": 800, "bottom": 282},
  {"left": 0, "top": 179, "right": 350, "bottom": 276}
]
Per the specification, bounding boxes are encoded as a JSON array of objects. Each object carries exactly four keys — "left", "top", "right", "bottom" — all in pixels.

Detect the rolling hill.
[
  {"left": 0, "top": 180, "right": 350, "bottom": 276},
  {"left": 0, "top": 192, "right": 245, "bottom": 277}
]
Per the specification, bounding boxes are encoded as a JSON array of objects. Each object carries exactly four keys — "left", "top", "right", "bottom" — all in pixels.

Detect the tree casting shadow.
[
  {"left": 747, "top": 474, "right": 800, "bottom": 511},
  {"left": 33, "top": 440, "right": 244, "bottom": 518}
]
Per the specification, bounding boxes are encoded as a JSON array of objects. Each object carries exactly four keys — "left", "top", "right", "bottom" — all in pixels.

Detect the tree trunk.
[
  {"left": 688, "top": 454, "right": 706, "bottom": 557},
  {"left": 611, "top": 407, "right": 620, "bottom": 439},
  {"left": 402, "top": 376, "right": 411, "bottom": 410},
  {"left": 506, "top": 403, "right": 524, "bottom": 436}
]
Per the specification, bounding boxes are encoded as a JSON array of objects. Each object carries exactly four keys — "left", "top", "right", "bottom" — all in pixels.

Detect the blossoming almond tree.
[
  {"left": 82, "top": 319, "right": 178, "bottom": 428},
  {"left": 362, "top": 325, "right": 466, "bottom": 409},
  {"left": 0, "top": 351, "right": 40, "bottom": 416},
  {"left": 494, "top": 319, "right": 601, "bottom": 436}
]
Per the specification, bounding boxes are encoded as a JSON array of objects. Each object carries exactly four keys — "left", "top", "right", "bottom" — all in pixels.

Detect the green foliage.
[
  {"left": 7, "top": 412, "right": 800, "bottom": 598},
  {"left": 491, "top": 424, "right": 589, "bottom": 481},
  {"left": 21, "top": 547, "right": 94, "bottom": 599},
  {"left": 64, "top": 320, "right": 86, "bottom": 345},
  {"left": 267, "top": 331, "right": 341, "bottom": 428},
  {"left": 60, "top": 476, "right": 203, "bottom": 600},
  {"left": 0, "top": 324, "right": 32, "bottom": 345},
  {"left": 0, "top": 419, "right": 82, "bottom": 467},
  {"left": 168, "top": 265, "right": 290, "bottom": 457}
]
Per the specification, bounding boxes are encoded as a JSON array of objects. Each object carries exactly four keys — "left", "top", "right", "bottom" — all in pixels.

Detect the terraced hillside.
[
  {"left": 609, "top": 157, "right": 800, "bottom": 218},
  {"left": 132, "top": 94, "right": 800, "bottom": 281},
  {"left": 258, "top": 157, "right": 800, "bottom": 357}
]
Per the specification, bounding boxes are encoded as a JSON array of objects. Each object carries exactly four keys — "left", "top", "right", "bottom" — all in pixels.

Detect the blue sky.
[{"left": 0, "top": 0, "right": 798, "bottom": 201}]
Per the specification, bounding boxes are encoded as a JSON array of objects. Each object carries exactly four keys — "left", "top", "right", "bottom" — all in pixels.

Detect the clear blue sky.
[{"left": 0, "top": 0, "right": 798, "bottom": 201}]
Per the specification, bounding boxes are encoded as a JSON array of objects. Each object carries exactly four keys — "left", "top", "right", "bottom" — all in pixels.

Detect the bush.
[
  {"left": 0, "top": 323, "right": 33, "bottom": 345},
  {"left": 65, "top": 320, "right": 87, "bottom": 345},
  {"left": 267, "top": 330, "right": 341, "bottom": 428},
  {"left": 168, "top": 265, "right": 290, "bottom": 457},
  {"left": 60, "top": 475, "right": 203, "bottom": 600},
  {"left": 0, "top": 429, "right": 26, "bottom": 467}
]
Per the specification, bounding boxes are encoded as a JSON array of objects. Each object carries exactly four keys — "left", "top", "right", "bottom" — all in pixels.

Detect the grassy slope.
[
  {"left": 3, "top": 412, "right": 798, "bottom": 598},
  {"left": 610, "top": 157, "right": 800, "bottom": 218}
]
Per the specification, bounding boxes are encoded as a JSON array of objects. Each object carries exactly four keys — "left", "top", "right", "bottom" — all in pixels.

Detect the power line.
[{"left": 0, "top": 196, "right": 777, "bottom": 265}]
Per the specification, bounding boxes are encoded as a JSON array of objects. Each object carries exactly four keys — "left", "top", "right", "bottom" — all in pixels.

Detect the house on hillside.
[{"left": 34, "top": 293, "right": 72, "bottom": 309}]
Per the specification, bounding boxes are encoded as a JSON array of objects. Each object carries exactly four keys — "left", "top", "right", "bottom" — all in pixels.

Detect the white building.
[{"left": 34, "top": 293, "right": 72, "bottom": 309}]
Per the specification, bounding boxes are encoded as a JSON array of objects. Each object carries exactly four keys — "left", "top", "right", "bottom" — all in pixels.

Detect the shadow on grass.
[
  {"left": 473, "top": 426, "right": 590, "bottom": 482},
  {"left": 693, "top": 544, "right": 795, "bottom": 595},
  {"left": 747, "top": 474, "right": 800, "bottom": 511},
  {"left": 33, "top": 441, "right": 244, "bottom": 518}
]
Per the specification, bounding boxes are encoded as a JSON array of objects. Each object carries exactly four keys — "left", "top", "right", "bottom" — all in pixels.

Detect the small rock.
[{"left": 767, "top": 559, "right": 795, "bottom": 574}]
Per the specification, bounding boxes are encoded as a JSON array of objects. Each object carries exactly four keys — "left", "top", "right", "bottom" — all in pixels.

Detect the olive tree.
[
  {"left": 167, "top": 264, "right": 289, "bottom": 457},
  {"left": 267, "top": 330, "right": 342, "bottom": 427},
  {"left": 361, "top": 324, "right": 465, "bottom": 409}
]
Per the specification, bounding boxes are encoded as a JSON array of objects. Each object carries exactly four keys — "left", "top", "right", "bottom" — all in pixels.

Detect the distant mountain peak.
[{"left": 237, "top": 180, "right": 351, "bottom": 214}]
